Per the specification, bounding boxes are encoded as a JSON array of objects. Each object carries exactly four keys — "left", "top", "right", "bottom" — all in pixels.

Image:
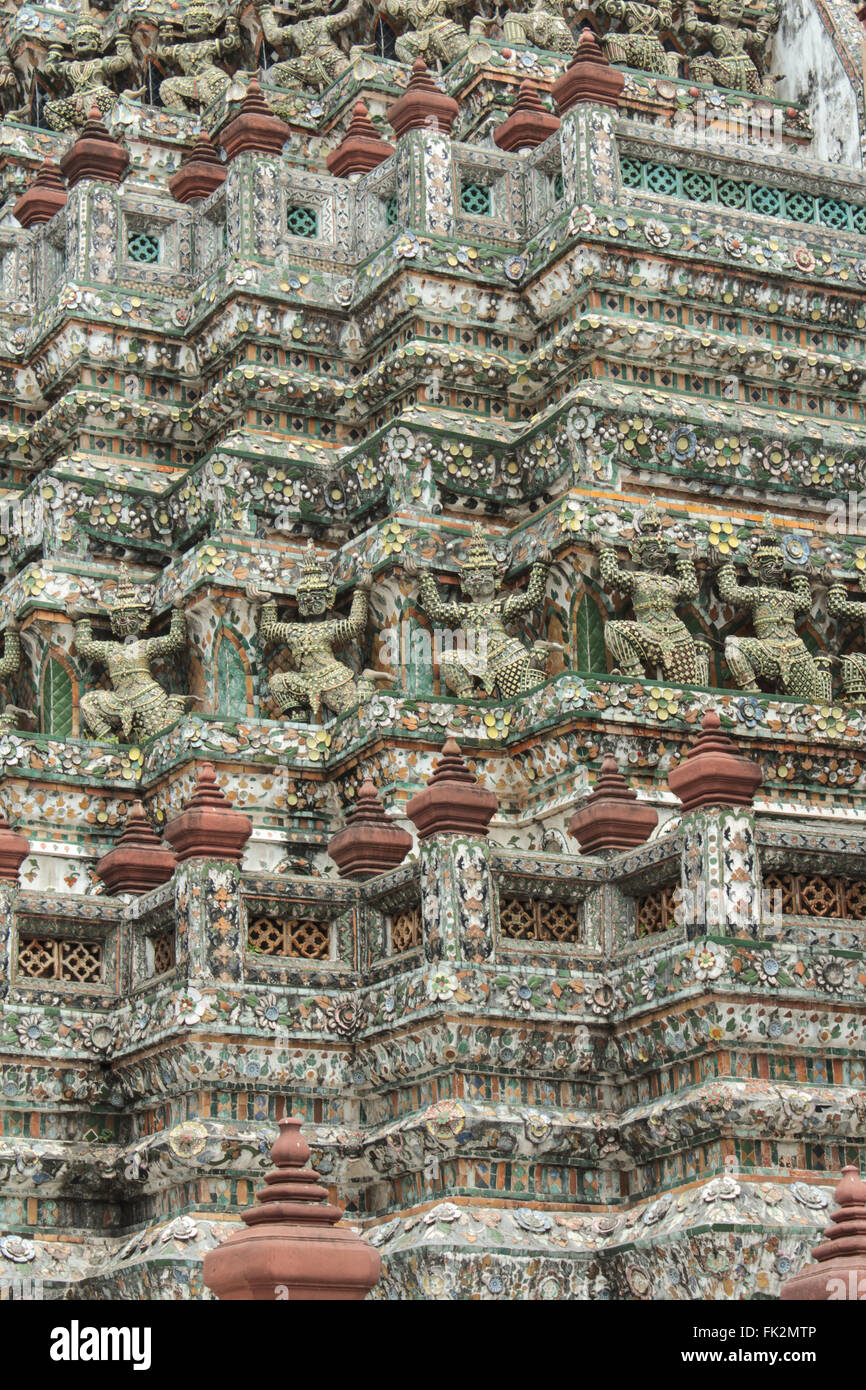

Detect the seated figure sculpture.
[
  {"left": 596, "top": 504, "right": 703, "bottom": 682},
  {"left": 403, "top": 525, "right": 553, "bottom": 699},
  {"left": 381, "top": 0, "right": 473, "bottom": 67},
  {"left": 155, "top": 2, "right": 241, "bottom": 113},
  {"left": 43, "top": 19, "right": 135, "bottom": 130},
  {"left": 248, "top": 543, "right": 384, "bottom": 721},
  {"left": 71, "top": 568, "right": 190, "bottom": 742},
  {"left": 505, "top": 0, "right": 577, "bottom": 55},
  {"left": 827, "top": 575, "right": 866, "bottom": 702},
  {"left": 716, "top": 524, "right": 828, "bottom": 699},
  {"left": 599, "top": 0, "right": 679, "bottom": 76},
  {"left": 682, "top": 0, "right": 777, "bottom": 96},
  {"left": 258, "top": 0, "right": 364, "bottom": 91}
]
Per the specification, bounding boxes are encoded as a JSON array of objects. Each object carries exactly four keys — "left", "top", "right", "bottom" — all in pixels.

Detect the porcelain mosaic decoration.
[{"left": 0, "top": 0, "right": 862, "bottom": 1301}]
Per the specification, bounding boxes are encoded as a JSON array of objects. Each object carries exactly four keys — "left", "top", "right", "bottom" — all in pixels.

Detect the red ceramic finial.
[
  {"left": 551, "top": 28, "right": 625, "bottom": 114},
  {"left": 568, "top": 755, "right": 658, "bottom": 853},
  {"left": 327, "top": 777, "right": 412, "bottom": 879},
  {"left": 220, "top": 79, "right": 290, "bottom": 161},
  {"left": 668, "top": 710, "right": 763, "bottom": 812},
  {"left": 0, "top": 802, "right": 29, "bottom": 884},
  {"left": 163, "top": 763, "right": 253, "bottom": 864},
  {"left": 326, "top": 101, "right": 395, "bottom": 177},
  {"left": 96, "top": 799, "right": 177, "bottom": 895},
  {"left": 406, "top": 738, "right": 498, "bottom": 839},
  {"left": 386, "top": 59, "right": 459, "bottom": 138},
  {"left": 13, "top": 160, "right": 68, "bottom": 227},
  {"left": 493, "top": 78, "right": 561, "bottom": 152},
  {"left": 60, "top": 107, "right": 130, "bottom": 187},
  {"left": 169, "top": 130, "right": 226, "bottom": 203},
  {"left": 780, "top": 1167, "right": 866, "bottom": 1300},
  {"left": 202, "top": 1116, "right": 382, "bottom": 1300}
]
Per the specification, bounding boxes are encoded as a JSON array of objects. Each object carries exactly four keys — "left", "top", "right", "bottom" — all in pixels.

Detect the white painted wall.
[{"left": 772, "top": 0, "right": 862, "bottom": 167}]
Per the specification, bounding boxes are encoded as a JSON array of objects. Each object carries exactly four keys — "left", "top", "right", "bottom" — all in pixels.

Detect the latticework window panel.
[
  {"left": 18, "top": 937, "right": 102, "bottom": 983},
  {"left": 635, "top": 885, "right": 679, "bottom": 938},
  {"left": 460, "top": 181, "right": 492, "bottom": 216},
  {"left": 151, "top": 932, "right": 175, "bottom": 977},
  {"left": 762, "top": 873, "right": 866, "bottom": 921},
  {"left": 128, "top": 231, "right": 160, "bottom": 264},
  {"left": 286, "top": 205, "right": 318, "bottom": 239},
  {"left": 390, "top": 907, "right": 422, "bottom": 954},
  {"left": 619, "top": 155, "right": 866, "bottom": 237},
  {"left": 247, "top": 916, "right": 329, "bottom": 959},
  {"left": 499, "top": 896, "right": 581, "bottom": 944}
]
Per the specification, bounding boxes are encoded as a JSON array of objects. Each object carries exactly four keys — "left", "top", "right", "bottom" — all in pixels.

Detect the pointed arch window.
[
  {"left": 373, "top": 18, "right": 397, "bottom": 60},
  {"left": 215, "top": 629, "right": 250, "bottom": 719},
  {"left": 41, "top": 656, "right": 74, "bottom": 738}
]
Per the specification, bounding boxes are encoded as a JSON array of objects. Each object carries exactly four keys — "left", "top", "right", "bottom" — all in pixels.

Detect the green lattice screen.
[
  {"left": 553, "top": 172, "right": 564, "bottom": 201},
  {"left": 128, "top": 231, "right": 160, "bottom": 264},
  {"left": 620, "top": 155, "right": 866, "bottom": 235},
  {"left": 42, "top": 658, "right": 73, "bottom": 738},
  {"left": 216, "top": 632, "right": 248, "bottom": 718},
  {"left": 385, "top": 194, "right": 398, "bottom": 226},
  {"left": 286, "top": 205, "right": 318, "bottom": 238},
  {"left": 460, "top": 181, "right": 492, "bottom": 216}
]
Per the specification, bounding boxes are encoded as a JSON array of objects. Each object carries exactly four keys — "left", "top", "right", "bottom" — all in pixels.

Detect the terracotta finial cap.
[
  {"left": 780, "top": 1167, "right": 866, "bottom": 1300},
  {"left": 568, "top": 755, "right": 658, "bottom": 853},
  {"left": 551, "top": 28, "right": 625, "bottom": 114},
  {"left": 406, "top": 738, "right": 498, "bottom": 839},
  {"left": 668, "top": 710, "right": 763, "bottom": 812},
  {"left": 96, "top": 799, "right": 177, "bottom": 895},
  {"left": 327, "top": 777, "right": 412, "bottom": 880},
  {"left": 59, "top": 108, "right": 130, "bottom": 187},
  {"left": 0, "top": 802, "right": 29, "bottom": 884},
  {"left": 386, "top": 58, "right": 459, "bottom": 138},
  {"left": 163, "top": 763, "right": 253, "bottom": 864},
  {"left": 202, "top": 1116, "right": 382, "bottom": 1300},
  {"left": 326, "top": 101, "right": 395, "bottom": 177},
  {"left": 493, "top": 78, "right": 561, "bottom": 151},
  {"left": 13, "top": 160, "right": 68, "bottom": 227},
  {"left": 169, "top": 130, "right": 226, "bottom": 203},
  {"left": 220, "top": 78, "right": 290, "bottom": 161}
]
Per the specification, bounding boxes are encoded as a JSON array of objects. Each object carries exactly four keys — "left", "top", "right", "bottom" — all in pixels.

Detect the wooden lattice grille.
[
  {"left": 763, "top": 873, "right": 866, "bottom": 921},
  {"left": 247, "top": 916, "right": 329, "bottom": 959},
  {"left": 635, "top": 885, "right": 680, "bottom": 937},
  {"left": 18, "top": 936, "right": 102, "bottom": 983},
  {"left": 151, "top": 932, "right": 175, "bottom": 976},
  {"left": 499, "top": 896, "right": 582, "bottom": 943},
  {"left": 390, "top": 907, "right": 422, "bottom": 954}
]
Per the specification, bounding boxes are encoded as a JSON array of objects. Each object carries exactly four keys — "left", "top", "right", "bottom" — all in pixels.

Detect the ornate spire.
[
  {"left": 668, "top": 710, "right": 763, "bottom": 812},
  {"left": 13, "top": 161, "right": 68, "bottom": 227},
  {"left": 169, "top": 130, "right": 226, "bottom": 203},
  {"left": 295, "top": 540, "right": 334, "bottom": 595},
  {"left": 568, "top": 755, "right": 658, "bottom": 853},
  {"left": 406, "top": 738, "right": 498, "bottom": 839},
  {"left": 59, "top": 105, "right": 130, "bottom": 187},
  {"left": 110, "top": 564, "right": 148, "bottom": 615},
  {"left": 220, "top": 79, "right": 290, "bottom": 161},
  {"left": 96, "top": 800, "right": 177, "bottom": 895},
  {"left": 781, "top": 1167, "right": 866, "bottom": 1300},
  {"left": 327, "top": 777, "right": 412, "bottom": 879},
  {"left": 386, "top": 59, "right": 459, "bottom": 138},
  {"left": 203, "top": 1116, "right": 381, "bottom": 1300},
  {"left": 460, "top": 524, "right": 500, "bottom": 576},
  {"left": 493, "top": 79, "right": 561, "bottom": 152},
  {"left": 551, "top": 28, "right": 625, "bottom": 114},
  {"left": 326, "top": 102, "right": 395, "bottom": 178},
  {"left": 164, "top": 763, "right": 253, "bottom": 864}
]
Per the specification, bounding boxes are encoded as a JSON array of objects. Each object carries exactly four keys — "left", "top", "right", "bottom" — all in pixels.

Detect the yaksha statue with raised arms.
[
  {"left": 682, "top": 0, "right": 778, "bottom": 96},
  {"left": 403, "top": 525, "right": 553, "bottom": 699},
  {"left": 596, "top": 504, "right": 703, "bottom": 682},
  {"left": 71, "top": 568, "right": 190, "bottom": 742},
  {"left": 248, "top": 543, "right": 385, "bottom": 722},
  {"left": 826, "top": 573, "right": 866, "bottom": 702},
  {"left": 258, "top": 0, "right": 364, "bottom": 92},
  {"left": 716, "top": 524, "right": 829, "bottom": 699},
  {"left": 43, "top": 19, "right": 135, "bottom": 130},
  {"left": 155, "top": 2, "right": 241, "bottom": 113},
  {"left": 380, "top": 0, "right": 473, "bottom": 68},
  {"left": 598, "top": 0, "right": 678, "bottom": 76},
  {"left": 504, "top": 0, "right": 577, "bottom": 55}
]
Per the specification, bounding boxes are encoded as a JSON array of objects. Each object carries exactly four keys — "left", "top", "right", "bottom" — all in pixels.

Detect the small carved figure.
[
  {"left": 72, "top": 568, "right": 190, "bottom": 742},
  {"left": 404, "top": 525, "right": 553, "bottom": 700},
  {"left": 43, "top": 19, "right": 134, "bottom": 131},
  {"left": 505, "top": 0, "right": 576, "bottom": 55},
  {"left": 155, "top": 2, "right": 241, "bottom": 113},
  {"left": 381, "top": 0, "right": 473, "bottom": 68},
  {"left": 682, "top": 0, "right": 778, "bottom": 96},
  {"left": 826, "top": 575, "right": 866, "bottom": 702},
  {"left": 716, "top": 525, "right": 828, "bottom": 700},
  {"left": 258, "top": 0, "right": 364, "bottom": 91},
  {"left": 599, "top": 0, "right": 678, "bottom": 76},
  {"left": 248, "top": 543, "right": 385, "bottom": 721},
  {"left": 597, "top": 505, "right": 703, "bottom": 682}
]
